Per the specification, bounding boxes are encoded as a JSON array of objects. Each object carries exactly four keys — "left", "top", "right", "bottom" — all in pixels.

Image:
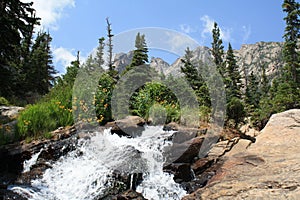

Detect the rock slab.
[{"left": 183, "top": 109, "right": 300, "bottom": 200}]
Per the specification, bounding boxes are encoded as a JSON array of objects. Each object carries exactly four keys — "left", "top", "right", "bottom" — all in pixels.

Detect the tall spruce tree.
[
  {"left": 95, "top": 37, "right": 105, "bottom": 68},
  {"left": 225, "top": 43, "right": 245, "bottom": 127},
  {"left": 180, "top": 47, "right": 210, "bottom": 106},
  {"left": 282, "top": 0, "right": 300, "bottom": 85},
  {"left": 211, "top": 22, "right": 225, "bottom": 78},
  {"left": 131, "top": 32, "right": 148, "bottom": 67},
  {"left": 123, "top": 32, "right": 148, "bottom": 74},
  {"left": 260, "top": 64, "right": 270, "bottom": 96},
  {"left": 266, "top": 0, "right": 300, "bottom": 111},
  {"left": 245, "top": 71, "right": 260, "bottom": 110},
  {"left": 225, "top": 43, "right": 242, "bottom": 100},
  {"left": 106, "top": 18, "right": 114, "bottom": 71},
  {"left": 27, "top": 32, "right": 57, "bottom": 95},
  {"left": 0, "top": 0, "right": 39, "bottom": 97}
]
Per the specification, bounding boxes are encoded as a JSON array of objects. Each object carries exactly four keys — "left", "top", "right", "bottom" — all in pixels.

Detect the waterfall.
[
  {"left": 23, "top": 148, "right": 43, "bottom": 173},
  {"left": 10, "top": 126, "right": 186, "bottom": 200}
]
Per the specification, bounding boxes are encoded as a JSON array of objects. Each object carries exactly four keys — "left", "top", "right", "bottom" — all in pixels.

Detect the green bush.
[
  {"left": 94, "top": 73, "right": 115, "bottom": 124},
  {"left": 199, "top": 105, "right": 211, "bottom": 123},
  {"left": 130, "top": 82, "right": 180, "bottom": 123},
  {"left": 226, "top": 97, "right": 246, "bottom": 128},
  {"left": 0, "top": 97, "right": 10, "bottom": 106},
  {"left": 17, "top": 100, "right": 73, "bottom": 138}
]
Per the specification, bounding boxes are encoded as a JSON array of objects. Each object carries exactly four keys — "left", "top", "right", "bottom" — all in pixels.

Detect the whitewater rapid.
[{"left": 10, "top": 126, "right": 187, "bottom": 200}]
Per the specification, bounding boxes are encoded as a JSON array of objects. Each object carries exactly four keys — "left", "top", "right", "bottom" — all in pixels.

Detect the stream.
[{"left": 9, "top": 126, "right": 187, "bottom": 200}]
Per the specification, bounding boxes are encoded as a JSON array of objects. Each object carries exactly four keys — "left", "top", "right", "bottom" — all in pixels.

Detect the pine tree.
[
  {"left": 211, "top": 22, "right": 225, "bottom": 77},
  {"left": 131, "top": 32, "right": 148, "bottom": 67},
  {"left": 260, "top": 64, "right": 270, "bottom": 96},
  {"left": 225, "top": 43, "right": 244, "bottom": 127},
  {"left": 122, "top": 32, "right": 148, "bottom": 75},
  {"left": 245, "top": 71, "right": 260, "bottom": 110},
  {"left": 59, "top": 51, "right": 80, "bottom": 86},
  {"left": 180, "top": 47, "right": 210, "bottom": 106},
  {"left": 225, "top": 43, "right": 242, "bottom": 100},
  {"left": 106, "top": 17, "right": 114, "bottom": 71},
  {"left": 0, "top": 0, "right": 39, "bottom": 97},
  {"left": 282, "top": 0, "right": 300, "bottom": 85},
  {"left": 27, "top": 32, "right": 57, "bottom": 95},
  {"left": 94, "top": 37, "right": 105, "bottom": 68}
]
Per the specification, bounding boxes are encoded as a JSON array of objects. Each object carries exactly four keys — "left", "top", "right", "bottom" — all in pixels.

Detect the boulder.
[
  {"left": 163, "top": 122, "right": 179, "bottom": 131},
  {"left": 164, "top": 163, "right": 194, "bottom": 183},
  {"left": 0, "top": 106, "right": 24, "bottom": 119},
  {"left": 164, "top": 136, "right": 204, "bottom": 164},
  {"left": 113, "top": 189, "right": 146, "bottom": 200},
  {"left": 105, "top": 116, "right": 145, "bottom": 137},
  {"left": 0, "top": 106, "right": 24, "bottom": 144},
  {"left": 183, "top": 109, "right": 300, "bottom": 199}
]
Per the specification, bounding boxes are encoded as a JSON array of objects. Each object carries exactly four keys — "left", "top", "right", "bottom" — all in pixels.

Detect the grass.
[{"left": 17, "top": 100, "right": 73, "bottom": 139}]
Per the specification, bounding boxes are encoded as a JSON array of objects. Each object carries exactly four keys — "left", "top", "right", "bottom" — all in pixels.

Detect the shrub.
[
  {"left": 94, "top": 73, "right": 115, "bottom": 124},
  {"left": 0, "top": 97, "right": 9, "bottom": 106},
  {"left": 17, "top": 100, "right": 73, "bottom": 138},
  {"left": 130, "top": 82, "right": 180, "bottom": 123},
  {"left": 226, "top": 97, "right": 246, "bottom": 128}
]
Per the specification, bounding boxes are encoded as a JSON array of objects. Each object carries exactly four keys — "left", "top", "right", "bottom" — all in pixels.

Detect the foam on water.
[{"left": 10, "top": 126, "right": 186, "bottom": 200}]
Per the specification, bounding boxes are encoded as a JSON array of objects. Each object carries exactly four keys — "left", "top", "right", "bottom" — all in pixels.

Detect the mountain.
[
  {"left": 113, "top": 51, "right": 134, "bottom": 73},
  {"left": 235, "top": 42, "right": 283, "bottom": 81},
  {"left": 113, "top": 41, "right": 284, "bottom": 82}
]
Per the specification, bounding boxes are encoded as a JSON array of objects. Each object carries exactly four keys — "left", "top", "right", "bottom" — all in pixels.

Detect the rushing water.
[{"left": 10, "top": 126, "right": 187, "bottom": 200}]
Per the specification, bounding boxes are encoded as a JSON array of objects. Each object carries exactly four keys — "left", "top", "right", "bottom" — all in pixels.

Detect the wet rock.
[
  {"left": 163, "top": 122, "right": 179, "bottom": 131},
  {"left": 0, "top": 125, "right": 80, "bottom": 191},
  {"left": 98, "top": 172, "right": 144, "bottom": 200},
  {"left": 114, "top": 189, "right": 147, "bottom": 200},
  {"left": 164, "top": 163, "right": 194, "bottom": 183},
  {"left": 169, "top": 131, "right": 197, "bottom": 144},
  {"left": 183, "top": 109, "right": 300, "bottom": 199},
  {"left": 0, "top": 189, "right": 27, "bottom": 200},
  {"left": 172, "top": 137, "right": 204, "bottom": 163},
  {"left": 106, "top": 116, "right": 145, "bottom": 137}
]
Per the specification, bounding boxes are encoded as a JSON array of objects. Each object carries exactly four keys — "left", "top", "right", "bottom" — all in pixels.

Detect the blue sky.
[{"left": 24, "top": 0, "right": 287, "bottom": 74}]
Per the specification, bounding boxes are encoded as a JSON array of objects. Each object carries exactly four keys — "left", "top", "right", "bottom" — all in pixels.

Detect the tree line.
[
  {"left": 0, "top": 0, "right": 299, "bottom": 142},
  {"left": 0, "top": 0, "right": 57, "bottom": 104}
]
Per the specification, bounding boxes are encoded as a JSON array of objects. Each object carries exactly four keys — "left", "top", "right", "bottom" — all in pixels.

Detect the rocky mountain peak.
[
  {"left": 112, "top": 41, "right": 284, "bottom": 81},
  {"left": 149, "top": 57, "right": 170, "bottom": 75},
  {"left": 235, "top": 41, "right": 284, "bottom": 81}
]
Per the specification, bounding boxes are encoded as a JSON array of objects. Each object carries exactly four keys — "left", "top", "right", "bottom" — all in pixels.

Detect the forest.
[{"left": 0, "top": 0, "right": 299, "bottom": 145}]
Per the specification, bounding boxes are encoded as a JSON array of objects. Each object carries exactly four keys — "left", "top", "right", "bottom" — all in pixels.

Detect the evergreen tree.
[
  {"left": 260, "top": 64, "right": 270, "bottom": 96},
  {"left": 105, "top": 18, "right": 118, "bottom": 79},
  {"left": 122, "top": 32, "right": 148, "bottom": 74},
  {"left": 27, "top": 32, "right": 57, "bottom": 94},
  {"left": 225, "top": 43, "right": 242, "bottom": 100},
  {"left": 94, "top": 37, "right": 105, "bottom": 68},
  {"left": 282, "top": 0, "right": 300, "bottom": 84},
  {"left": 61, "top": 51, "right": 80, "bottom": 86},
  {"left": 0, "top": 0, "right": 39, "bottom": 97},
  {"left": 211, "top": 22, "right": 225, "bottom": 77},
  {"left": 225, "top": 43, "right": 245, "bottom": 127},
  {"left": 245, "top": 71, "right": 260, "bottom": 110},
  {"left": 180, "top": 47, "right": 210, "bottom": 106},
  {"left": 106, "top": 17, "right": 114, "bottom": 71},
  {"left": 131, "top": 32, "right": 148, "bottom": 67}
]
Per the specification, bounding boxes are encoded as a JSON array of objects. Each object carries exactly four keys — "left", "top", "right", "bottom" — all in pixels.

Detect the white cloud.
[
  {"left": 200, "top": 15, "right": 232, "bottom": 42},
  {"left": 242, "top": 25, "right": 251, "bottom": 44},
  {"left": 179, "top": 24, "right": 196, "bottom": 34},
  {"left": 53, "top": 47, "right": 76, "bottom": 73},
  {"left": 23, "top": 0, "right": 75, "bottom": 30}
]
